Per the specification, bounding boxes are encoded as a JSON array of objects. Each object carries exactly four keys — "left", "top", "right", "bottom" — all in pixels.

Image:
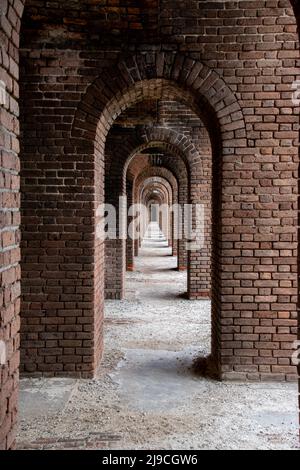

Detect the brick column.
[
  {"left": 0, "top": 0, "right": 24, "bottom": 450},
  {"left": 126, "top": 183, "right": 135, "bottom": 272}
]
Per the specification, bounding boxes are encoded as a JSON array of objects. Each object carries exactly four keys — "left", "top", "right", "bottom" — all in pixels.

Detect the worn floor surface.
[{"left": 17, "top": 224, "right": 299, "bottom": 450}]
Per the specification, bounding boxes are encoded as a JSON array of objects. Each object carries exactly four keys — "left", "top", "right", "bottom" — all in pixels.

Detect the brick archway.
[
  {"left": 143, "top": 183, "right": 168, "bottom": 229},
  {"left": 125, "top": 154, "right": 180, "bottom": 272},
  {"left": 72, "top": 53, "right": 245, "bottom": 150},
  {"left": 120, "top": 128, "right": 206, "bottom": 269},
  {"left": 104, "top": 124, "right": 198, "bottom": 298},
  {"left": 142, "top": 182, "right": 169, "bottom": 207},
  {"left": 107, "top": 123, "right": 213, "bottom": 298},
  {"left": 121, "top": 127, "right": 210, "bottom": 285},
  {"left": 70, "top": 53, "right": 247, "bottom": 381},
  {"left": 15, "top": 2, "right": 299, "bottom": 386},
  {"left": 133, "top": 167, "right": 180, "bottom": 264},
  {"left": 140, "top": 177, "right": 173, "bottom": 238},
  {"left": 136, "top": 171, "right": 178, "bottom": 218},
  {"left": 122, "top": 125, "right": 204, "bottom": 180}
]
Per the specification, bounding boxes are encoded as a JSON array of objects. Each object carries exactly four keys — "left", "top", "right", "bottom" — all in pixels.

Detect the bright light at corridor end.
[{"left": 96, "top": 199, "right": 205, "bottom": 251}]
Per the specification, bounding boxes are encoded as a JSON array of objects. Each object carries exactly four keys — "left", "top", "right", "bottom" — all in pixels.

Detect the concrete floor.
[{"left": 17, "top": 224, "right": 299, "bottom": 450}]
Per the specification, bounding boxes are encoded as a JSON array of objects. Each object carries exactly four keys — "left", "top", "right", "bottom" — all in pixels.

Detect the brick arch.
[
  {"left": 105, "top": 128, "right": 193, "bottom": 298},
  {"left": 143, "top": 183, "right": 168, "bottom": 230},
  {"left": 105, "top": 127, "right": 190, "bottom": 234},
  {"left": 126, "top": 141, "right": 188, "bottom": 187},
  {"left": 118, "top": 131, "right": 209, "bottom": 281},
  {"left": 135, "top": 168, "right": 178, "bottom": 204},
  {"left": 120, "top": 130, "right": 208, "bottom": 274},
  {"left": 141, "top": 179, "right": 172, "bottom": 207},
  {"left": 105, "top": 125, "right": 191, "bottom": 196},
  {"left": 135, "top": 170, "right": 179, "bottom": 255},
  {"left": 72, "top": 52, "right": 246, "bottom": 152},
  {"left": 142, "top": 184, "right": 169, "bottom": 206},
  {"left": 105, "top": 126, "right": 197, "bottom": 200},
  {"left": 131, "top": 164, "right": 181, "bottom": 259},
  {"left": 0, "top": 0, "right": 299, "bottom": 452},
  {"left": 82, "top": 54, "right": 243, "bottom": 372},
  {"left": 126, "top": 156, "right": 182, "bottom": 253},
  {"left": 139, "top": 175, "right": 174, "bottom": 202},
  {"left": 17, "top": 0, "right": 300, "bottom": 384},
  {"left": 105, "top": 125, "right": 198, "bottom": 221},
  {"left": 145, "top": 193, "right": 164, "bottom": 206},
  {"left": 105, "top": 127, "right": 193, "bottom": 297},
  {"left": 77, "top": 57, "right": 231, "bottom": 305},
  {"left": 131, "top": 156, "right": 186, "bottom": 223},
  {"left": 122, "top": 125, "right": 203, "bottom": 184},
  {"left": 141, "top": 178, "right": 174, "bottom": 242}
]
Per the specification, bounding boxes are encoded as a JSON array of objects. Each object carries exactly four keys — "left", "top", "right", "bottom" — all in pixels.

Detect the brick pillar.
[
  {"left": 21, "top": 141, "right": 102, "bottom": 377},
  {"left": 105, "top": 199, "right": 126, "bottom": 299},
  {"left": 104, "top": 163, "right": 126, "bottom": 299},
  {"left": 169, "top": 208, "right": 174, "bottom": 252},
  {"left": 0, "top": 0, "right": 24, "bottom": 450},
  {"left": 187, "top": 163, "right": 211, "bottom": 298},
  {"left": 177, "top": 202, "right": 187, "bottom": 272},
  {"left": 126, "top": 183, "right": 134, "bottom": 272},
  {"left": 171, "top": 210, "right": 177, "bottom": 256}
]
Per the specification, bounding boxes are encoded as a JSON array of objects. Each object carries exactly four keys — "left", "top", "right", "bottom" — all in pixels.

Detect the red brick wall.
[
  {"left": 0, "top": 0, "right": 24, "bottom": 451},
  {"left": 291, "top": 0, "right": 300, "bottom": 439},
  {"left": 17, "top": 1, "right": 300, "bottom": 382}
]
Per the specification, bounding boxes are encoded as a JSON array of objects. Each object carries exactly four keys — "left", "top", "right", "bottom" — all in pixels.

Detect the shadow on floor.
[{"left": 192, "top": 355, "right": 220, "bottom": 380}]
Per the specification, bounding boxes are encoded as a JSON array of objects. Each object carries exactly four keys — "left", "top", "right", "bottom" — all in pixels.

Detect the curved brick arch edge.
[
  {"left": 72, "top": 52, "right": 246, "bottom": 153},
  {"left": 141, "top": 179, "right": 171, "bottom": 242},
  {"left": 143, "top": 184, "right": 169, "bottom": 205},
  {"left": 122, "top": 137, "right": 190, "bottom": 276},
  {"left": 135, "top": 169, "right": 178, "bottom": 199},
  {"left": 123, "top": 127, "right": 195, "bottom": 191},
  {"left": 126, "top": 172, "right": 176, "bottom": 273},
  {"left": 120, "top": 134, "right": 206, "bottom": 280},
  {"left": 122, "top": 137, "right": 208, "bottom": 283},
  {"left": 141, "top": 180, "right": 172, "bottom": 206},
  {"left": 73, "top": 57, "right": 242, "bottom": 310},
  {"left": 141, "top": 179, "right": 173, "bottom": 240},
  {"left": 122, "top": 126, "right": 199, "bottom": 184},
  {"left": 105, "top": 132, "right": 190, "bottom": 298}
]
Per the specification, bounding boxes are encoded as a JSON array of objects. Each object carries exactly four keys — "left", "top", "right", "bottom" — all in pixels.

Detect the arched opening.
[{"left": 99, "top": 75, "right": 215, "bottom": 376}]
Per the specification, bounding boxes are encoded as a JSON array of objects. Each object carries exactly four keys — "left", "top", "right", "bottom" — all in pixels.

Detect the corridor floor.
[{"left": 17, "top": 224, "right": 299, "bottom": 450}]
